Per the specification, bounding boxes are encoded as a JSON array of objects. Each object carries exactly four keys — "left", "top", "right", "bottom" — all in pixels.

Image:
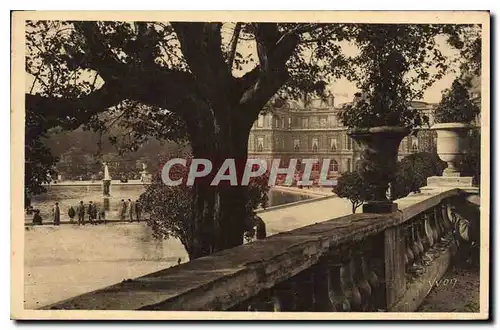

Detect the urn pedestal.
[{"left": 348, "top": 126, "right": 410, "bottom": 214}]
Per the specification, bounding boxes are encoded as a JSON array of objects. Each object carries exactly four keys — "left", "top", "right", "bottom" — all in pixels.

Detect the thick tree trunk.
[{"left": 184, "top": 102, "right": 253, "bottom": 259}]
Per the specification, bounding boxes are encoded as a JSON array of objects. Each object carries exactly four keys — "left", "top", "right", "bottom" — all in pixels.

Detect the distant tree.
[
  {"left": 433, "top": 77, "right": 480, "bottom": 124},
  {"left": 25, "top": 108, "right": 59, "bottom": 204},
  {"left": 462, "top": 128, "right": 481, "bottom": 185},
  {"left": 333, "top": 171, "right": 376, "bottom": 214},
  {"left": 392, "top": 152, "right": 447, "bottom": 199},
  {"left": 139, "top": 150, "right": 270, "bottom": 259}
]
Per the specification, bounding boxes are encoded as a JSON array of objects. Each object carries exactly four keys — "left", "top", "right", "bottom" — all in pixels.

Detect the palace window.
[
  {"left": 330, "top": 159, "right": 339, "bottom": 172},
  {"left": 257, "top": 116, "right": 264, "bottom": 128},
  {"left": 345, "top": 135, "right": 352, "bottom": 150},
  {"left": 312, "top": 138, "right": 319, "bottom": 152},
  {"left": 319, "top": 116, "right": 328, "bottom": 128},
  {"left": 330, "top": 138, "right": 338, "bottom": 151},
  {"left": 274, "top": 116, "right": 280, "bottom": 128},
  {"left": 248, "top": 135, "right": 254, "bottom": 150},
  {"left": 302, "top": 118, "right": 309, "bottom": 129},
  {"left": 257, "top": 137, "right": 264, "bottom": 152},
  {"left": 293, "top": 139, "right": 300, "bottom": 151},
  {"left": 411, "top": 137, "right": 419, "bottom": 152}
]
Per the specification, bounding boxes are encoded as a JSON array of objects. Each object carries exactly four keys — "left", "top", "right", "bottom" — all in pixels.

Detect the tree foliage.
[
  {"left": 333, "top": 171, "right": 376, "bottom": 214},
  {"left": 139, "top": 151, "right": 270, "bottom": 259},
  {"left": 337, "top": 24, "right": 452, "bottom": 129},
  {"left": 335, "top": 152, "right": 447, "bottom": 210},
  {"left": 433, "top": 77, "right": 480, "bottom": 123},
  {"left": 25, "top": 107, "right": 59, "bottom": 203},
  {"left": 462, "top": 128, "right": 481, "bottom": 185},
  {"left": 392, "top": 152, "right": 447, "bottom": 199}
]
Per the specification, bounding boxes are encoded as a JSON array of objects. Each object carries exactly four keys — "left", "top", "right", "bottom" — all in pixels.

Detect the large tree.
[
  {"left": 25, "top": 21, "right": 477, "bottom": 258},
  {"left": 25, "top": 21, "right": 352, "bottom": 257}
]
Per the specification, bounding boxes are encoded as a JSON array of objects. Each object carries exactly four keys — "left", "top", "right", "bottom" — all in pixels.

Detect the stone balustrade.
[{"left": 42, "top": 187, "right": 477, "bottom": 312}]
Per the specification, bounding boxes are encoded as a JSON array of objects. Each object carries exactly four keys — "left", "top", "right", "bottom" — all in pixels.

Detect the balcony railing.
[{"left": 43, "top": 187, "right": 477, "bottom": 312}]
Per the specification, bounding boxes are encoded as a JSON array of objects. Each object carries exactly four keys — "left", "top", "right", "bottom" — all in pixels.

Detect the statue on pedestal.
[
  {"left": 103, "top": 162, "right": 111, "bottom": 197},
  {"left": 140, "top": 163, "right": 152, "bottom": 184}
]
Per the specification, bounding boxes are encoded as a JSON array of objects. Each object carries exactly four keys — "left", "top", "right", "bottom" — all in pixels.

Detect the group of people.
[
  {"left": 72, "top": 201, "right": 106, "bottom": 225},
  {"left": 30, "top": 201, "right": 106, "bottom": 226},
  {"left": 30, "top": 199, "right": 143, "bottom": 226},
  {"left": 120, "top": 199, "right": 142, "bottom": 222}
]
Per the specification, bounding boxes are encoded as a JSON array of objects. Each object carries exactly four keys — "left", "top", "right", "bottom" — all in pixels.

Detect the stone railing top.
[
  {"left": 395, "top": 187, "right": 463, "bottom": 222},
  {"left": 43, "top": 187, "right": 464, "bottom": 312}
]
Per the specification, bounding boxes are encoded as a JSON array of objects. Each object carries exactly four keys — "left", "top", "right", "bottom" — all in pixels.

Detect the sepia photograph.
[{"left": 10, "top": 10, "right": 490, "bottom": 320}]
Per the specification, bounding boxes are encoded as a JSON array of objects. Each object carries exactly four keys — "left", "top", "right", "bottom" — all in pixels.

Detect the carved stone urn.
[
  {"left": 348, "top": 126, "right": 410, "bottom": 213},
  {"left": 431, "top": 123, "right": 470, "bottom": 177}
]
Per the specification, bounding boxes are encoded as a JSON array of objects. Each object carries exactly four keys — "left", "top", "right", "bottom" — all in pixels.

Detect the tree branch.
[
  {"left": 227, "top": 23, "right": 242, "bottom": 69},
  {"left": 172, "top": 22, "right": 232, "bottom": 87},
  {"left": 236, "top": 23, "right": 300, "bottom": 122},
  {"left": 25, "top": 83, "right": 125, "bottom": 130},
  {"left": 72, "top": 21, "right": 129, "bottom": 81}
]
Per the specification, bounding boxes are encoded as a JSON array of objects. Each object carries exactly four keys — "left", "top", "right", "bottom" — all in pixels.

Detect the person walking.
[
  {"left": 91, "top": 203, "right": 98, "bottom": 225},
  {"left": 68, "top": 206, "right": 76, "bottom": 223},
  {"left": 77, "top": 201, "right": 85, "bottom": 225},
  {"left": 99, "top": 208, "right": 106, "bottom": 224},
  {"left": 135, "top": 200, "right": 141, "bottom": 222},
  {"left": 120, "top": 199, "right": 127, "bottom": 222},
  {"left": 128, "top": 199, "right": 135, "bottom": 222},
  {"left": 32, "top": 209, "right": 42, "bottom": 225},
  {"left": 88, "top": 201, "right": 95, "bottom": 225},
  {"left": 52, "top": 202, "right": 61, "bottom": 226}
]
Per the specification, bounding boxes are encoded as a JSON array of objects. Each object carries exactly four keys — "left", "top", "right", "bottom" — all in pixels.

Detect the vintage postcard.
[{"left": 11, "top": 10, "right": 490, "bottom": 320}]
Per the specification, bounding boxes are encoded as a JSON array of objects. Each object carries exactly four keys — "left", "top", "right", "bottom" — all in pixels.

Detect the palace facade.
[{"left": 248, "top": 96, "right": 440, "bottom": 177}]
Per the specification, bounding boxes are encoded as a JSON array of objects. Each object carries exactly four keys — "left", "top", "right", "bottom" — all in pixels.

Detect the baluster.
[
  {"left": 340, "top": 249, "right": 362, "bottom": 312},
  {"left": 415, "top": 218, "right": 429, "bottom": 268},
  {"left": 419, "top": 215, "right": 430, "bottom": 252},
  {"left": 364, "top": 236, "right": 386, "bottom": 311},
  {"left": 268, "top": 290, "right": 283, "bottom": 312},
  {"left": 435, "top": 206, "right": 451, "bottom": 251},
  {"left": 426, "top": 211, "right": 443, "bottom": 260},
  {"left": 433, "top": 207, "right": 443, "bottom": 242},
  {"left": 405, "top": 224, "right": 415, "bottom": 272},
  {"left": 419, "top": 213, "right": 435, "bottom": 266},
  {"left": 441, "top": 202, "right": 453, "bottom": 230},
  {"left": 408, "top": 221, "right": 425, "bottom": 278},
  {"left": 410, "top": 222, "right": 421, "bottom": 264},
  {"left": 415, "top": 219, "right": 425, "bottom": 257},
  {"left": 432, "top": 208, "right": 446, "bottom": 255},
  {"left": 324, "top": 251, "right": 351, "bottom": 312},
  {"left": 273, "top": 279, "right": 298, "bottom": 311},
  {"left": 353, "top": 245, "right": 372, "bottom": 311},
  {"left": 311, "top": 259, "right": 334, "bottom": 311},
  {"left": 429, "top": 211, "right": 438, "bottom": 245},
  {"left": 424, "top": 212, "right": 435, "bottom": 248},
  {"left": 294, "top": 269, "right": 315, "bottom": 311}
]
